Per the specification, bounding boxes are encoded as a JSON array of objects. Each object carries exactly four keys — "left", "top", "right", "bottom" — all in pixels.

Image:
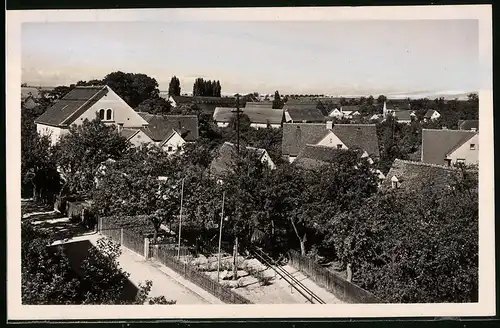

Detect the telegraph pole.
[{"left": 231, "top": 94, "right": 242, "bottom": 155}]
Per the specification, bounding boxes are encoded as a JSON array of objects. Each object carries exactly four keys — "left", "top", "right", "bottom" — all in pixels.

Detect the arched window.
[
  {"left": 106, "top": 109, "right": 112, "bottom": 120},
  {"left": 99, "top": 109, "right": 105, "bottom": 120}
]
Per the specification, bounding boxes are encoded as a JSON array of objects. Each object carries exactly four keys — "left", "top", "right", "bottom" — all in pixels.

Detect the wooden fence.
[
  {"left": 288, "top": 249, "right": 381, "bottom": 303},
  {"left": 151, "top": 245, "right": 252, "bottom": 304}
]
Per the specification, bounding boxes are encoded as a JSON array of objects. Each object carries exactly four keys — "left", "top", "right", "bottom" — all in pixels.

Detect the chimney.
[
  {"left": 326, "top": 121, "right": 333, "bottom": 130},
  {"left": 117, "top": 123, "right": 123, "bottom": 133}
]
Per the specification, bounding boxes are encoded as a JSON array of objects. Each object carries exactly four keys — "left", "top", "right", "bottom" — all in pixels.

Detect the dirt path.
[{"left": 71, "top": 233, "right": 219, "bottom": 304}]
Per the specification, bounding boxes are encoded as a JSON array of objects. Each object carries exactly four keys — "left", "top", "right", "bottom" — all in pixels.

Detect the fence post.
[
  {"left": 144, "top": 238, "right": 150, "bottom": 259},
  {"left": 120, "top": 228, "right": 124, "bottom": 245}
]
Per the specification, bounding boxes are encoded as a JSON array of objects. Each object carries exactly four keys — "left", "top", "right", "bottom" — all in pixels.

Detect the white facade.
[
  {"left": 161, "top": 131, "right": 187, "bottom": 155},
  {"left": 260, "top": 151, "right": 276, "bottom": 170},
  {"left": 328, "top": 108, "right": 342, "bottom": 118},
  {"left": 74, "top": 86, "right": 148, "bottom": 128},
  {"left": 425, "top": 111, "right": 441, "bottom": 121},
  {"left": 250, "top": 123, "right": 281, "bottom": 129},
  {"left": 36, "top": 124, "right": 68, "bottom": 145},
  {"left": 168, "top": 96, "right": 178, "bottom": 108},
  {"left": 316, "top": 131, "right": 348, "bottom": 149},
  {"left": 447, "top": 133, "right": 479, "bottom": 165},
  {"left": 127, "top": 130, "right": 154, "bottom": 147}
]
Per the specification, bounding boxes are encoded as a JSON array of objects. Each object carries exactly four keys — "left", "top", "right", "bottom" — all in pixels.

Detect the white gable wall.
[
  {"left": 260, "top": 151, "right": 276, "bottom": 170},
  {"left": 74, "top": 86, "right": 148, "bottom": 128},
  {"left": 316, "top": 131, "right": 348, "bottom": 149},
  {"left": 447, "top": 133, "right": 479, "bottom": 165},
  {"left": 329, "top": 109, "right": 342, "bottom": 118},
  {"left": 162, "top": 131, "right": 186, "bottom": 154},
  {"left": 36, "top": 124, "right": 69, "bottom": 146},
  {"left": 128, "top": 130, "right": 154, "bottom": 147}
]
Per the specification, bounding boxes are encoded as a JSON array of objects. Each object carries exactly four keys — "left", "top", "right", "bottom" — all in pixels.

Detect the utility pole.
[
  {"left": 231, "top": 94, "right": 242, "bottom": 155},
  {"left": 217, "top": 190, "right": 226, "bottom": 283},
  {"left": 177, "top": 178, "right": 185, "bottom": 259}
]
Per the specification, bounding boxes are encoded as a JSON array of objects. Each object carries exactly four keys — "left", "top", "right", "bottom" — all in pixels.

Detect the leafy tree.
[
  {"left": 192, "top": 78, "right": 221, "bottom": 97},
  {"left": 367, "top": 95, "right": 374, "bottom": 106},
  {"left": 22, "top": 222, "right": 175, "bottom": 304},
  {"left": 54, "top": 116, "right": 129, "bottom": 196},
  {"left": 135, "top": 97, "right": 172, "bottom": 115},
  {"left": 168, "top": 76, "right": 181, "bottom": 97},
  {"left": 377, "top": 95, "right": 387, "bottom": 104},
  {"left": 103, "top": 71, "right": 160, "bottom": 108},
  {"left": 272, "top": 90, "right": 284, "bottom": 109}
]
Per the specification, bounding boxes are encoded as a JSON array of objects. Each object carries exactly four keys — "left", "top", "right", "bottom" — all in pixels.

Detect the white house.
[
  {"left": 35, "top": 85, "right": 148, "bottom": 145},
  {"left": 328, "top": 108, "right": 343, "bottom": 118},
  {"left": 424, "top": 109, "right": 441, "bottom": 122},
  {"left": 421, "top": 129, "right": 479, "bottom": 166},
  {"left": 120, "top": 113, "right": 199, "bottom": 155}
]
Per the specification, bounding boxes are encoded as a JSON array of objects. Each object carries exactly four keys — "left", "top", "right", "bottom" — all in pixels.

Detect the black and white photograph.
[{"left": 6, "top": 5, "right": 494, "bottom": 321}]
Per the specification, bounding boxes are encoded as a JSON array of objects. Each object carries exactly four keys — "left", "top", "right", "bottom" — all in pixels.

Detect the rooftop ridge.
[
  {"left": 393, "top": 158, "right": 458, "bottom": 170},
  {"left": 422, "top": 128, "right": 478, "bottom": 133}
]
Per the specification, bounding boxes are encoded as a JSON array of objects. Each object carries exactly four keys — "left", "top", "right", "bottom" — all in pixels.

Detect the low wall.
[{"left": 288, "top": 249, "right": 381, "bottom": 303}]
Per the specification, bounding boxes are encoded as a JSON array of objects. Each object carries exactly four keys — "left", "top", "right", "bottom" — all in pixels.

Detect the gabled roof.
[
  {"left": 137, "top": 113, "right": 199, "bottom": 142},
  {"left": 119, "top": 128, "right": 140, "bottom": 140},
  {"left": 458, "top": 120, "right": 479, "bottom": 131},
  {"left": 213, "top": 106, "right": 283, "bottom": 125},
  {"left": 424, "top": 109, "right": 440, "bottom": 118},
  {"left": 209, "top": 142, "right": 268, "bottom": 177},
  {"left": 170, "top": 95, "right": 193, "bottom": 104},
  {"left": 285, "top": 104, "right": 325, "bottom": 122},
  {"left": 328, "top": 124, "right": 380, "bottom": 158},
  {"left": 35, "top": 86, "right": 109, "bottom": 127},
  {"left": 282, "top": 123, "right": 330, "bottom": 156},
  {"left": 341, "top": 105, "right": 360, "bottom": 112},
  {"left": 421, "top": 129, "right": 477, "bottom": 165},
  {"left": 393, "top": 110, "right": 415, "bottom": 121},
  {"left": 382, "top": 159, "right": 460, "bottom": 190},
  {"left": 294, "top": 144, "right": 357, "bottom": 170},
  {"left": 244, "top": 101, "right": 273, "bottom": 108}
]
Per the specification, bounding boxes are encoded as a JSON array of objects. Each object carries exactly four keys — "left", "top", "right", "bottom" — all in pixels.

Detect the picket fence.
[
  {"left": 97, "top": 217, "right": 252, "bottom": 304},
  {"left": 288, "top": 249, "right": 381, "bottom": 303}
]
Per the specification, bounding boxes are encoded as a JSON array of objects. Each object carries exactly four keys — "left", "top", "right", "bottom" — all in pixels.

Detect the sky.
[{"left": 22, "top": 19, "right": 479, "bottom": 97}]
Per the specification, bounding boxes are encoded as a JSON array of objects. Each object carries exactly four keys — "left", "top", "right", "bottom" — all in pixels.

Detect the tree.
[
  {"left": 22, "top": 222, "right": 175, "bottom": 304},
  {"left": 135, "top": 97, "right": 172, "bottom": 115},
  {"left": 92, "top": 146, "right": 181, "bottom": 242},
  {"left": 54, "top": 116, "right": 129, "bottom": 196},
  {"left": 192, "top": 78, "right": 221, "bottom": 97},
  {"left": 272, "top": 90, "right": 284, "bottom": 109},
  {"left": 377, "top": 95, "right": 387, "bottom": 104},
  {"left": 103, "top": 71, "right": 160, "bottom": 108},
  {"left": 168, "top": 76, "right": 181, "bottom": 97},
  {"left": 367, "top": 95, "right": 374, "bottom": 106}
]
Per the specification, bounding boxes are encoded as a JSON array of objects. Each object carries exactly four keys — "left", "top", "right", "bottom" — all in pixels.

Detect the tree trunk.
[
  {"left": 32, "top": 182, "right": 37, "bottom": 201},
  {"left": 346, "top": 263, "right": 352, "bottom": 282},
  {"left": 153, "top": 229, "right": 158, "bottom": 243},
  {"left": 232, "top": 236, "right": 238, "bottom": 280},
  {"left": 299, "top": 238, "right": 306, "bottom": 256}
]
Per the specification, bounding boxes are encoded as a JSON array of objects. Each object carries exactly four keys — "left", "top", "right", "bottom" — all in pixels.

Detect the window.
[
  {"left": 456, "top": 159, "right": 465, "bottom": 164},
  {"left": 445, "top": 159, "right": 452, "bottom": 167},
  {"left": 106, "top": 109, "right": 112, "bottom": 120},
  {"left": 337, "top": 144, "right": 343, "bottom": 149},
  {"left": 167, "top": 146, "right": 173, "bottom": 152},
  {"left": 99, "top": 109, "right": 105, "bottom": 120},
  {"left": 391, "top": 180, "right": 399, "bottom": 189},
  {"left": 177, "top": 145, "right": 182, "bottom": 151},
  {"left": 470, "top": 144, "right": 476, "bottom": 150}
]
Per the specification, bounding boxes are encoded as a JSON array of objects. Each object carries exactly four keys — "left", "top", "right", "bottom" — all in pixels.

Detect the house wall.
[
  {"left": 448, "top": 134, "right": 479, "bottom": 165},
  {"left": 260, "top": 151, "right": 276, "bottom": 170},
  {"left": 329, "top": 109, "right": 342, "bottom": 118},
  {"left": 128, "top": 130, "right": 154, "bottom": 147},
  {"left": 250, "top": 123, "right": 281, "bottom": 129},
  {"left": 431, "top": 112, "right": 441, "bottom": 120},
  {"left": 74, "top": 86, "right": 148, "bottom": 128},
  {"left": 316, "top": 131, "right": 348, "bottom": 149},
  {"left": 217, "top": 122, "right": 229, "bottom": 128},
  {"left": 162, "top": 132, "right": 186, "bottom": 155},
  {"left": 287, "top": 155, "right": 297, "bottom": 163},
  {"left": 284, "top": 112, "right": 292, "bottom": 122},
  {"left": 36, "top": 124, "right": 68, "bottom": 145}
]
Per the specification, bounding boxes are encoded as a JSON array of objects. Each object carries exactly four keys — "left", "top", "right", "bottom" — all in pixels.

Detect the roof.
[
  {"left": 341, "top": 105, "right": 360, "bottom": 112},
  {"left": 282, "top": 123, "right": 330, "bottom": 156},
  {"left": 393, "top": 110, "right": 415, "bottom": 121},
  {"left": 209, "top": 142, "right": 267, "bottom": 177},
  {"left": 119, "top": 128, "right": 140, "bottom": 140},
  {"left": 35, "top": 86, "right": 109, "bottom": 127},
  {"left": 458, "top": 120, "right": 479, "bottom": 131},
  {"left": 244, "top": 101, "right": 274, "bottom": 109},
  {"left": 421, "top": 129, "right": 477, "bottom": 165},
  {"left": 329, "top": 124, "right": 380, "bottom": 158},
  {"left": 382, "top": 159, "right": 461, "bottom": 190},
  {"left": 424, "top": 109, "right": 439, "bottom": 118},
  {"left": 137, "top": 113, "right": 199, "bottom": 142},
  {"left": 285, "top": 104, "right": 325, "bottom": 122},
  {"left": 193, "top": 96, "right": 241, "bottom": 106},
  {"left": 213, "top": 106, "right": 283, "bottom": 125},
  {"left": 170, "top": 95, "right": 193, "bottom": 104},
  {"left": 294, "top": 144, "right": 356, "bottom": 170}
]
